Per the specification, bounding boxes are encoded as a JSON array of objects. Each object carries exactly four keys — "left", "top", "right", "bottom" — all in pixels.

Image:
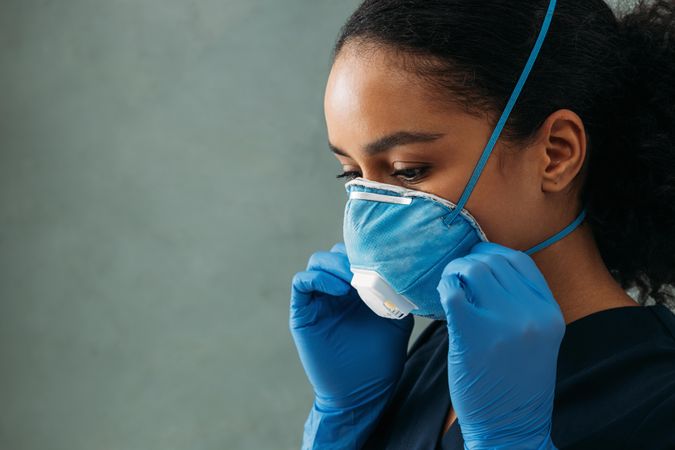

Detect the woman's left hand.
[{"left": 436, "top": 242, "right": 565, "bottom": 450}]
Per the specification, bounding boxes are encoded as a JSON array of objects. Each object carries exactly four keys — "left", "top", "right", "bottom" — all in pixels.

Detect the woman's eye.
[
  {"left": 336, "top": 170, "right": 361, "bottom": 181},
  {"left": 335, "top": 167, "right": 429, "bottom": 183},
  {"left": 392, "top": 166, "right": 429, "bottom": 182}
]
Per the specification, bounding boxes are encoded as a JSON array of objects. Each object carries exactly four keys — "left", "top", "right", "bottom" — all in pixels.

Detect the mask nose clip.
[{"left": 350, "top": 268, "right": 418, "bottom": 319}]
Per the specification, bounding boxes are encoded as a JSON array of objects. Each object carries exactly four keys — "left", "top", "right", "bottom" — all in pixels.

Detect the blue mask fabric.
[
  {"left": 342, "top": 0, "right": 588, "bottom": 320},
  {"left": 343, "top": 178, "right": 489, "bottom": 319}
]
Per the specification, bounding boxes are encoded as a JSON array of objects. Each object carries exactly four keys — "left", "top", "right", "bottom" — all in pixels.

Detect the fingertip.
[
  {"left": 291, "top": 270, "right": 307, "bottom": 288},
  {"left": 436, "top": 271, "right": 458, "bottom": 290},
  {"left": 292, "top": 270, "right": 316, "bottom": 293},
  {"left": 436, "top": 273, "right": 467, "bottom": 305},
  {"left": 440, "top": 257, "right": 468, "bottom": 279},
  {"left": 471, "top": 241, "right": 513, "bottom": 254},
  {"left": 306, "top": 250, "right": 352, "bottom": 283},
  {"left": 331, "top": 277, "right": 353, "bottom": 296},
  {"left": 290, "top": 271, "right": 314, "bottom": 307},
  {"left": 330, "top": 242, "right": 347, "bottom": 254},
  {"left": 305, "top": 251, "right": 326, "bottom": 271}
]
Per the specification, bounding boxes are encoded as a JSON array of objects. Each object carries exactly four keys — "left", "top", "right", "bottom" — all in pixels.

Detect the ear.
[{"left": 538, "top": 109, "right": 587, "bottom": 194}]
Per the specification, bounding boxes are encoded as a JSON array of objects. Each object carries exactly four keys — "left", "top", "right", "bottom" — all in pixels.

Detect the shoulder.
[
  {"left": 623, "top": 304, "right": 675, "bottom": 449},
  {"left": 651, "top": 303, "right": 675, "bottom": 338},
  {"left": 624, "top": 387, "right": 675, "bottom": 450},
  {"left": 552, "top": 304, "right": 675, "bottom": 449}
]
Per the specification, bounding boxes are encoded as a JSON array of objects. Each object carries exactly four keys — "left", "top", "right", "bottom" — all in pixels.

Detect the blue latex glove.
[
  {"left": 436, "top": 242, "right": 564, "bottom": 450},
  {"left": 289, "top": 242, "right": 414, "bottom": 450}
]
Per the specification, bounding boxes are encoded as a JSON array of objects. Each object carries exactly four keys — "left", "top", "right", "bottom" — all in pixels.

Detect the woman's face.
[{"left": 323, "top": 44, "right": 585, "bottom": 252}]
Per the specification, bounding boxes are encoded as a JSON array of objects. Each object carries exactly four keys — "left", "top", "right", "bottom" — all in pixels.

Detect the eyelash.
[{"left": 335, "top": 167, "right": 430, "bottom": 183}]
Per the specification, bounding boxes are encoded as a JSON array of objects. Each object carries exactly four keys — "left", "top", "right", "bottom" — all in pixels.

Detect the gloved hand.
[
  {"left": 289, "top": 242, "right": 414, "bottom": 450},
  {"left": 436, "top": 242, "right": 564, "bottom": 450}
]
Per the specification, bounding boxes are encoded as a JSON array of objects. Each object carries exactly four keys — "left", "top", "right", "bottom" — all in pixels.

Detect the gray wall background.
[
  {"left": 0, "top": 1, "right": 637, "bottom": 449},
  {"left": 0, "top": 1, "right": 434, "bottom": 449}
]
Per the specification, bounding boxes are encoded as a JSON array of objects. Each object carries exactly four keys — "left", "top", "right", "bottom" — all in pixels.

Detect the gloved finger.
[
  {"left": 306, "top": 250, "right": 353, "bottom": 284},
  {"left": 439, "top": 256, "right": 502, "bottom": 310},
  {"left": 462, "top": 252, "right": 552, "bottom": 314},
  {"left": 471, "top": 242, "right": 553, "bottom": 298},
  {"left": 437, "top": 269, "right": 474, "bottom": 318},
  {"left": 461, "top": 252, "right": 517, "bottom": 297},
  {"left": 436, "top": 272, "right": 475, "bottom": 343},
  {"left": 330, "top": 242, "right": 347, "bottom": 255},
  {"left": 290, "top": 269, "right": 352, "bottom": 310}
]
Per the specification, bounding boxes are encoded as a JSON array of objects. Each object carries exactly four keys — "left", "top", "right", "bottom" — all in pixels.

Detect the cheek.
[
  {"left": 470, "top": 189, "right": 521, "bottom": 245},
  {"left": 461, "top": 155, "right": 536, "bottom": 247}
]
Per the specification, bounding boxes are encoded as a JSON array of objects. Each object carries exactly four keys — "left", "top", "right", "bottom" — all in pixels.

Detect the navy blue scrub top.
[{"left": 363, "top": 304, "right": 675, "bottom": 450}]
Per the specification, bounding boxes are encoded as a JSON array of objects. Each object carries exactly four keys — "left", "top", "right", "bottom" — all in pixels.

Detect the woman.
[{"left": 289, "top": 0, "right": 675, "bottom": 448}]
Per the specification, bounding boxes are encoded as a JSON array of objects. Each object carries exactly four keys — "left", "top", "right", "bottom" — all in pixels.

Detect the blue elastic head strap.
[{"left": 445, "top": 0, "right": 588, "bottom": 256}]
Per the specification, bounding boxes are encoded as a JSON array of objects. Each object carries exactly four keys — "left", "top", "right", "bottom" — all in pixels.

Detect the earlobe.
[{"left": 539, "top": 109, "right": 586, "bottom": 194}]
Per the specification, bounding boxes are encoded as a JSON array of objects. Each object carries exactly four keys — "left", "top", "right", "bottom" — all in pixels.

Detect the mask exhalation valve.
[{"left": 350, "top": 268, "right": 418, "bottom": 319}]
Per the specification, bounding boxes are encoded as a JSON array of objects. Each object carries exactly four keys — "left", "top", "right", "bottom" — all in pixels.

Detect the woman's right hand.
[{"left": 289, "top": 242, "right": 414, "bottom": 448}]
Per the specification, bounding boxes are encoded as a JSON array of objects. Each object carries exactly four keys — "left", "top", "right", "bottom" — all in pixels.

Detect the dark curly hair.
[{"left": 330, "top": 0, "right": 675, "bottom": 308}]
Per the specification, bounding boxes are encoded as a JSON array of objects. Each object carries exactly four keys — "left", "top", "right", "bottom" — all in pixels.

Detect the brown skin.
[{"left": 324, "top": 44, "right": 639, "bottom": 436}]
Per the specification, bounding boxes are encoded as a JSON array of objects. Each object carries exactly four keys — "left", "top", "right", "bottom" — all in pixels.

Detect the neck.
[{"left": 529, "top": 222, "right": 639, "bottom": 325}]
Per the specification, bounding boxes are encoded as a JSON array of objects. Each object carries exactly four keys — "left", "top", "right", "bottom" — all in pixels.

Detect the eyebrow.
[{"left": 328, "top": 131, "right": 446, "bottom": 157}]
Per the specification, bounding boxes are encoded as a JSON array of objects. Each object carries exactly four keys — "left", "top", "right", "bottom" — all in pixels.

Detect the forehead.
[
  {"left": 325, "top": 46, "right": 434, "bottom": 122},
  {"left": 323, "top": 46, "right": 459, "bottom": 136}
]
